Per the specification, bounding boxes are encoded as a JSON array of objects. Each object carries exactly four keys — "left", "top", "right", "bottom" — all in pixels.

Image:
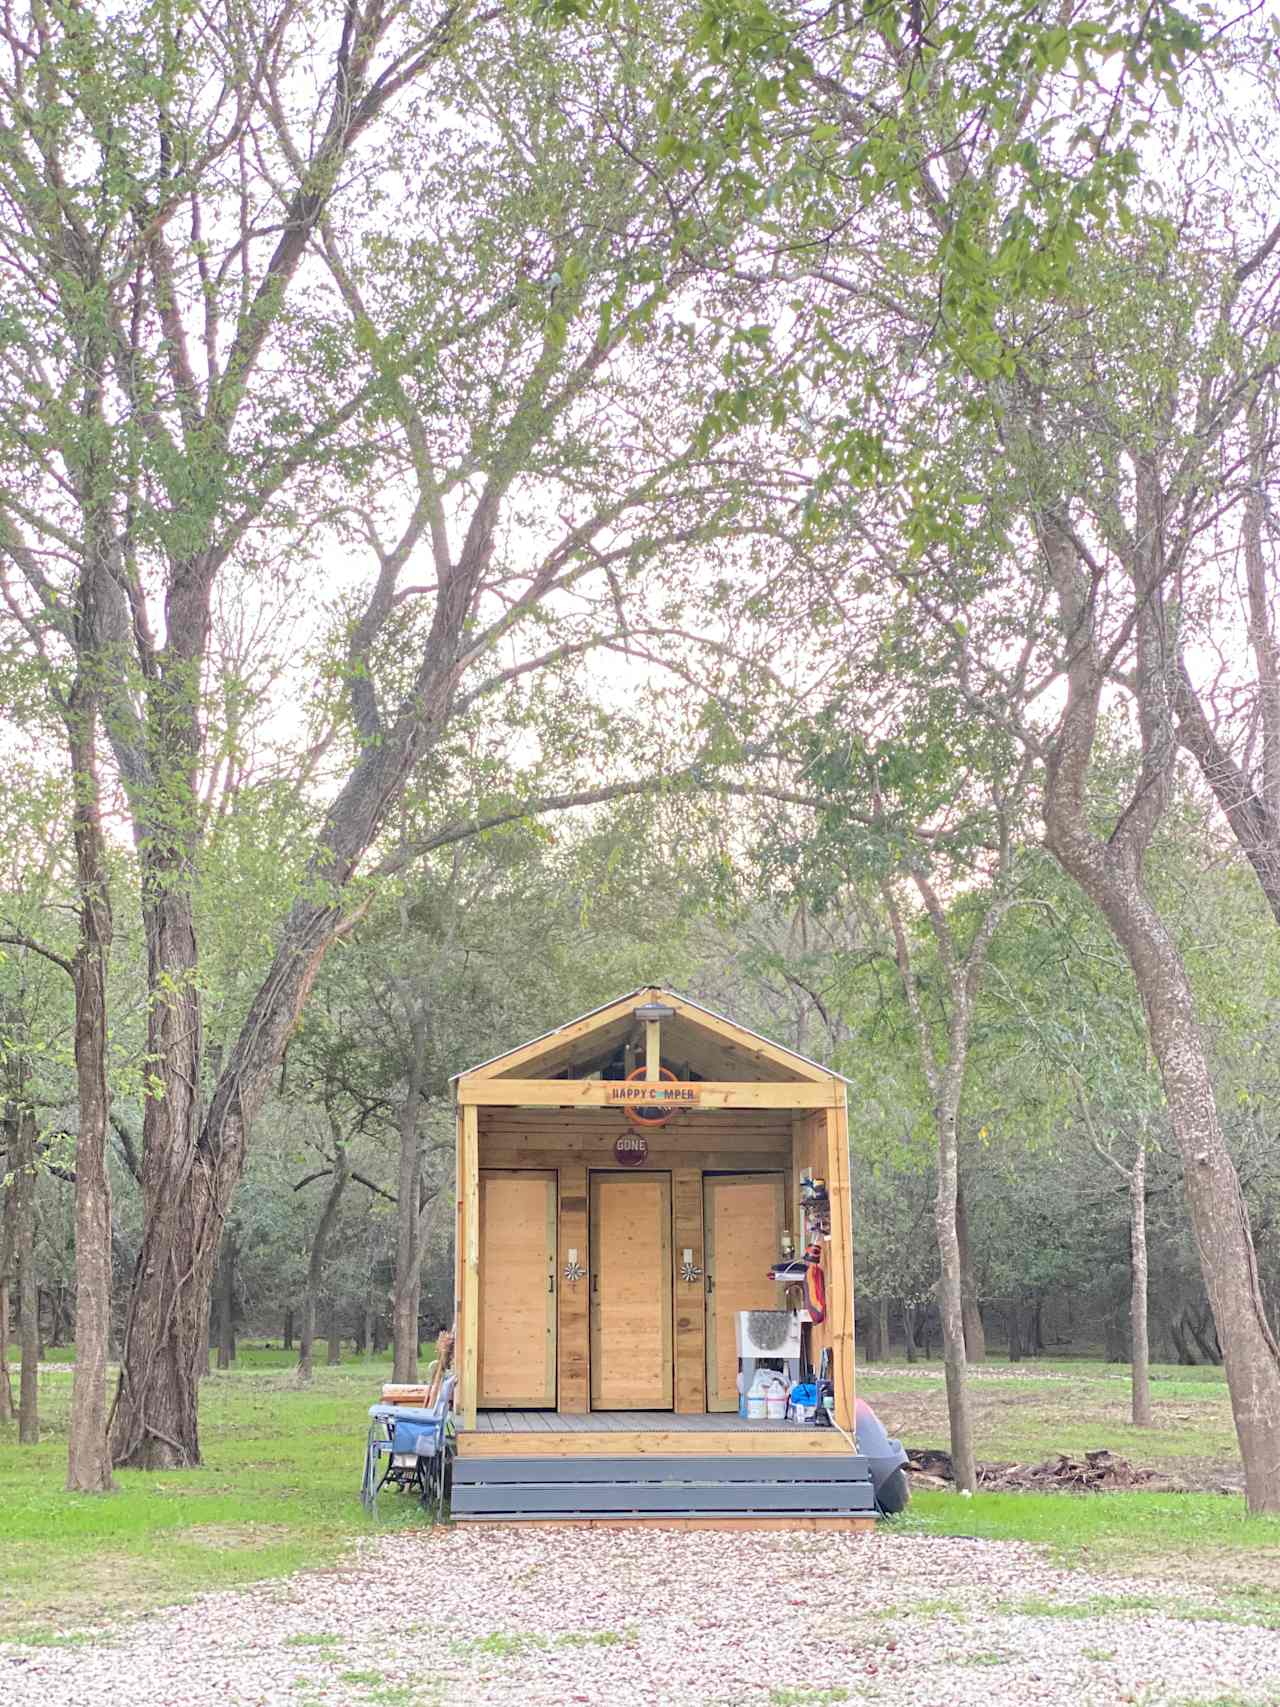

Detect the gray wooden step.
[
  {"left": 450, "top": 1452, "right": 875, "bottom": 1520},
  {"left": 456, "top": 1454, "right": 871, "bottom": 1484}
]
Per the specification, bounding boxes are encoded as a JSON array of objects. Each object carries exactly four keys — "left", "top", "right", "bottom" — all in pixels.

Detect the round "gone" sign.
[{"left": 614, "top": 1132, "right": 648, "bottom": 1167}]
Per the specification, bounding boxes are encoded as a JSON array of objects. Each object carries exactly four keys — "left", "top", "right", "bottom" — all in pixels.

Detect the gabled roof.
[{"left": 453, "top": 986, "right": 846, "bottom": 1086}]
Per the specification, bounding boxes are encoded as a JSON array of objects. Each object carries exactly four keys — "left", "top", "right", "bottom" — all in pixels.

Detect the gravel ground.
[{"left": 5, "top": 1527, "right": 1279, "bottom": 1707}]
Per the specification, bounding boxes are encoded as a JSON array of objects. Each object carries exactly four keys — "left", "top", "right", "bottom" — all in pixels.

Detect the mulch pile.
[{"left": 905, "top": 1445, "right": 1171, "bottom": 1492}]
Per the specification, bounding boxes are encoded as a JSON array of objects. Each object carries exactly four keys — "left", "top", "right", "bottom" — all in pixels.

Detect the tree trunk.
[
  {"left": 933, "top": 1093, "right": 977, "bottom": 1491},
  {"left": 215, "top": 1236, "right": 236, "bottom": 1371},
  {"left": 1169, "top": 1313, "right": 1197, "bottom": 1365},
  {"left": 66, "top": 691, "right": 116, "bottom": 1492},
  {"left": 53, "top": 1285, "right": 73, "bottom": 1350},
  {"left": 1008, "top": 1303, "right": 1023, "bottom": 1362},
  {"left": 373, "top": 1311, "right": 388, "bottom": 1355},
  {"left": 1097, "top": 901, "right": 1275, "bottom": 1498},
  {"left": 1130, "top": 1142, "right": 1153, "bottom": 1427},
  {"left": 297, "top": 1294, "right": 315, "bottom": 1382},
  {"left": 392, "top": 1011, "right": 429, "bottom": 1383},
  {"left": 0, "top": 1183, "right": 13, "bottom": 1425},
  {"left": 956, "top": 1169, "right": 985, "bottom": 1361},
  {"left": 283, "top": 1307, "right": 294, "bottom": 1351},
  {"left": 0, "top": 1276, "right": 12, "bottom": 1423},
  {"left": 902, "top": 1301, "right": 918, "bottom": 1362},
  {"left": 325, "top": 1302, "right": 341, "bottom": 1366},
  {"left": 1103, "top": 1309, "right": 1128, "bottom": 1363},
  {"left": 15, "top": 1110, "right": 39, "bottom": 1444},
  {"left": 1047, "top": 726, "right": 1280, "bottom": 1507},
  {"left": 361, "top": 1223, "right": 376, "bottom": 1358},
  {"left": 877, "top": 1295, "right": 890, "bottom": 1363},
  {"left": 863, "top": 1304, "right": 880, "bottom": 1363},
  {"left": 299, "top": 1146, "right": 350, "bottom": 1383},
  {"left": 1042, "top": 493, "right": 1280, "bottom": 1511},
  {"left": 1188, "top": 1309, "right": 1222, "bottom": 1366},
  {"left": 883, "top": 878, "right": 996, "bottom": 1494}
]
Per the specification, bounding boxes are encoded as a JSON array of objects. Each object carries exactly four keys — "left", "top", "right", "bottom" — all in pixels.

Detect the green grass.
[
  {"left": 896, "top": 1487, "right": 1280, "bottom": 1592},
  {"left": 0, "top": 1350, "right": 431, "bottom": 1638},
  {"left": 454, "top": 1632, "right": 547, "bottom": 1659},
  {"left": 6, "top": 1346, "right": 1280, "bottom": 1641},
  {"left": 858, "top": 1355, "right": 1244, "bottom": 1471},
  {"left": 768, "top": 1690, "right": 851, "bottom": 1706}
]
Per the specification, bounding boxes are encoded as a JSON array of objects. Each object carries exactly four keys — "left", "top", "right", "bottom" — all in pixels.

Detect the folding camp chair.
[{"left": 361, "top": 1375, "right": 455, "bottom": 1513}]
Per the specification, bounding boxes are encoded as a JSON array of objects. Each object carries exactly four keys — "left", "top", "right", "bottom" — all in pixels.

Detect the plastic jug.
[{"left": 747, "top": 1368, "right": 787, "bottom": 1420}]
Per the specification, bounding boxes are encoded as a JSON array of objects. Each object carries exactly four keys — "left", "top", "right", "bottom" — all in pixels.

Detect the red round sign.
[{"left": 615, "top": 1132, "right": 648, "bottom": 1167}]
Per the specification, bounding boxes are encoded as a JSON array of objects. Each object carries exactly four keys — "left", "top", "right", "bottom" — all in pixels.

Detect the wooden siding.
[
  {"left": 827, "top": 1095, "right": 856, "bottom": 1431},
  {"left": 672, "top": 1168, "right": 706, "bottom": 1413},
  {"left": 460, "top": 1078, "right": 837, "bottom": 1108},
  {"left": 457, "top": 1102, "right": 480, "bottom": 1430},
  {"left": 458, "top": 1090, "right": 853, "bottom": 1437},
  {"left": 557, "top": 1164, "right": 589, "bottom": 1413},
  {"left": 791, "top": 1105, "right": 855, "bottom": 1431}
]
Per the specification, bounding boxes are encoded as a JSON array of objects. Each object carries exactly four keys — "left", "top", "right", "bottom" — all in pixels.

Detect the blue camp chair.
[{"left": 361, "top": 1376, "right": 456, "bottom": 1512}]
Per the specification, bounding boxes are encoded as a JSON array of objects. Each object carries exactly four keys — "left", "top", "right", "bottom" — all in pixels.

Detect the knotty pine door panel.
[
  {"left": 477, "top": 1169, "right": 557, "bottom": 1407},
  {"left": 589, "top": 1172, "right": 674, "bottom": 1410},
  {"left": 704, "top": 1172, "right": 786, "bottom": 1411}
]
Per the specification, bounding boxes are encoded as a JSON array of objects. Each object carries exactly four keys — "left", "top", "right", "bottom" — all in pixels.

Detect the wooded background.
[{"left": 2, "top": 0, "right": 1280, "bottom": 1509}]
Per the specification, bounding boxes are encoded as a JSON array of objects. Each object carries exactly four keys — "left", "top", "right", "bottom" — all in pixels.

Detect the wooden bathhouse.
[{"left": 449, "top": 987, "right": 877, "bottom": 1527}]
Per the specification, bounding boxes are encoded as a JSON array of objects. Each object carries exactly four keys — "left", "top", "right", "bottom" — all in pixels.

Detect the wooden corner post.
[
  {"left": 458, "top": 1101, "right": 480, "bottom": 1430},
  {"left": 826, "top": 1094, "right": 855, "bottom": 1431}
]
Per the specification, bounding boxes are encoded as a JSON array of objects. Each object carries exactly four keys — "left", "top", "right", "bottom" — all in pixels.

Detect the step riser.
[
  {"left": 453, "top": 1484, "right": 874, "bottom": 1516},
  {"left": 454, "top": 1454, "right": 871, "bottom": 1486},
  {"left": 450, "top": 1452, "right": 875, "bottom": 1520}
]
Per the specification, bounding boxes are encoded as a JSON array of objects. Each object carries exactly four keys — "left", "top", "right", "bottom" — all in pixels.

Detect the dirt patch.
[
  {"left": 906, "top": 1444, "right": 1245, "bottom": 1495},
  {"left": 178, "top": 1524, "right": 293, "bottom": 1550}
]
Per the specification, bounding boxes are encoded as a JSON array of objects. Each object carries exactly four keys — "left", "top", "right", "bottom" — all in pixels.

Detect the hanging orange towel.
[{"left": 805, "top": 1258, "right": 827, "bottom": 1324}]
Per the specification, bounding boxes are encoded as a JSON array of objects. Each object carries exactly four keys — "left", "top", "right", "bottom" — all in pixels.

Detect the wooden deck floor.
[
  {"left": 457, "top": 1409, "right": 852, "bottom": 1459},
  {"left": 472, "top": 1409, "right": 801, "bottom": 1434}
]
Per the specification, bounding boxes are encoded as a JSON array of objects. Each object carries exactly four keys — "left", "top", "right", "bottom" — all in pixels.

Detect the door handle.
[{"left": 706, "top": 1270, "right": 714, "bottom": 1294}]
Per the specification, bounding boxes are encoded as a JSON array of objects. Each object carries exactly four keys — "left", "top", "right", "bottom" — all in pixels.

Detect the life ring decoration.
[{"left": 622, "top": 1064, "right": 680, "bottom": 1129}]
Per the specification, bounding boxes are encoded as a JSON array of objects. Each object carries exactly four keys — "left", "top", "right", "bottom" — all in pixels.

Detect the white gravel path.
[{"left": 5, "top": 1527, "right": 1279, "bottom": 1707}]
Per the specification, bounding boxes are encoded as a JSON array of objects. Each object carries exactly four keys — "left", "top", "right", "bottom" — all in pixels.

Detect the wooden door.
[
  {"left": 704, "top": 1172, "right": 786, "bottom": 1411},
  {"left": 478, "top": 1169, "right": 557, "bottom": 1408},
  {"left": 590, "top": 1172, "right": 673, "bottom": 1410}
]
